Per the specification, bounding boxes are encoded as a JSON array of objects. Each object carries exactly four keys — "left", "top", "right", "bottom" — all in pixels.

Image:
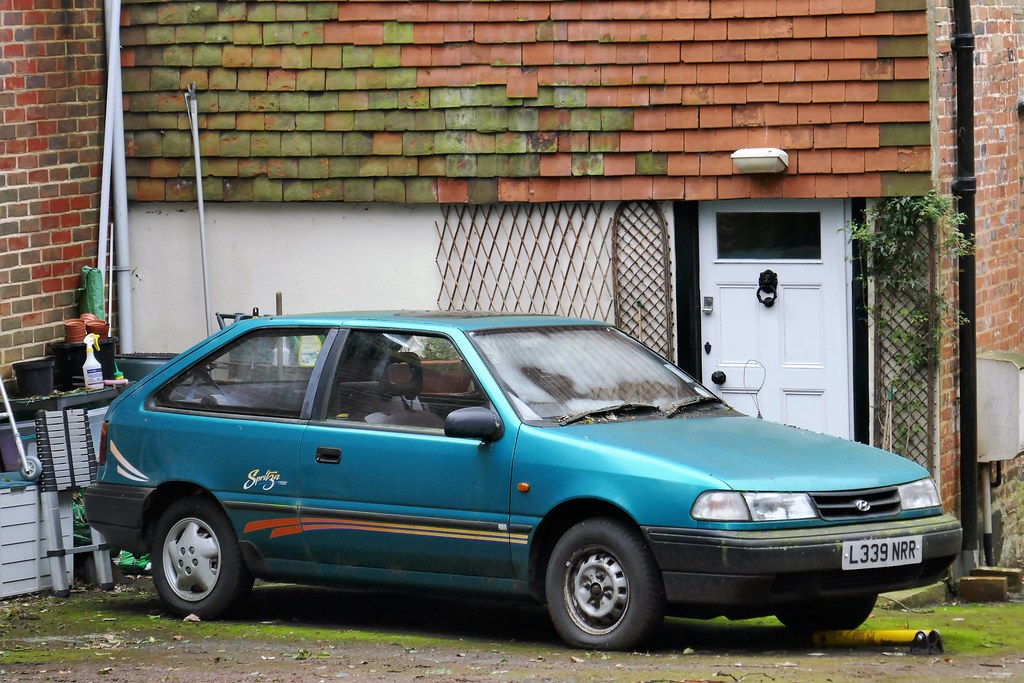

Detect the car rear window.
[{"left": 153, "top": 328, "right": 327, "bottom": 418}]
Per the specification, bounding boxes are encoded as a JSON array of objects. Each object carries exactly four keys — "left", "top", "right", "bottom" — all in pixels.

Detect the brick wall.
[
  {"left": 971, "top": 0, "right": 1024, "bottom": 568},
  {"left": 971, "top": 1, "right": 1024, "bottom": 355},
  {"left": 119, "top": 0, "right": 934, "bottom": 204},
  {"left": 0, "top": 0, "right": 105, "bottom": 381},
  {"left": 932, "top": 0, "right": 960, "bottom": 520},
  {"left": 934, "top": 0, "right": 1024, "bottom": 565}
]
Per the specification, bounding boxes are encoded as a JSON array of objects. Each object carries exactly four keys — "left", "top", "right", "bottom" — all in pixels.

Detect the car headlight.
[
  {"left": 898, "top": 478, "right": 941, "bottom": 510},
  {"left": 691, "top": 492, "right": 751, "bottom": 521},
  {"left": 691, "top": 491, "right": 818, "bottom": 522}
]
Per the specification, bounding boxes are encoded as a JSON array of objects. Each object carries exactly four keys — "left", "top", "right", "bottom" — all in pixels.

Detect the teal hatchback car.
[{"left": 85, "top": 312, "right": 961, "bottom": 649}]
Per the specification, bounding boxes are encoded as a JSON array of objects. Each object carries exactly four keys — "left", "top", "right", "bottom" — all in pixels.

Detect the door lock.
[{"left": 701, "top": 296, "right": 714, "bottom": 314}]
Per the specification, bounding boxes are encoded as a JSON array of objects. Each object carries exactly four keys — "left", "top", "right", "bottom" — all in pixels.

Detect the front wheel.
[
  {"left": 775, "top": 594, "right": 878, "bottom": 632},
  {"left": 545, "top": 517, "right": 665, "bottom": 650},
  {"left": 151, "top": 496, "right": 253, "bottom": 619}
]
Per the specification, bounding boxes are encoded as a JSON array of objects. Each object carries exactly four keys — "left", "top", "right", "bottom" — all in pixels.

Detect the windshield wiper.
[
  {"left": 663, "top": 395, "right": 722, "bottom": 418},
  {"left": 558, "top": 403, "right": 662, "bottom": 426}
]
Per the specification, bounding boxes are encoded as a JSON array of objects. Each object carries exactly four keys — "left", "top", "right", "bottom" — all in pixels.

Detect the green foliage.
[
  {"left": 422, "top": 336, "right": 460, "bottom": 361},
  {"left": 849, "top": 192, "right": 971, "bottom": 456},
  {"left": 850, "top": 191, "right": 970, "bottom": 369},
  {"left": 850, "top": 192, "right": 969, "bottom": 285}
]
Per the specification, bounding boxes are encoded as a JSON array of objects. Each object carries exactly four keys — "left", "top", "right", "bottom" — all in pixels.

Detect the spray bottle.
[{"left": 82, "top": 333, "right": 104, "bottom": 390}]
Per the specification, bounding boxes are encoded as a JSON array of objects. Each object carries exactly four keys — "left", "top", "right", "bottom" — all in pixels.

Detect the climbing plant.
[{"left": 849, "top": 192, "right": 970, "bottom": 464}]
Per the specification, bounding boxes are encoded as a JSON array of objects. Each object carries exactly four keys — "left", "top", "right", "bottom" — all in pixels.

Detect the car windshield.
[{"left": 470, "top": 325, "right": 715, "bottom": 422}]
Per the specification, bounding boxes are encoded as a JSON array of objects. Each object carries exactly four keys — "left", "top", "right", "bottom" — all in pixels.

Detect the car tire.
[
  {"left": 775, "top": 593, "right": 878, "bottom": 632},
  {"left": 545, "top": 517, "right": 665, "bottom": 650},
  {"left": 152, "top": 496, "right": 253, "bottom": 619}
]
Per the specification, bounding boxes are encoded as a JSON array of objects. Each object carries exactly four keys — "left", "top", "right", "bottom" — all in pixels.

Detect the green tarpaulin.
[{"left": 77, "top": 266, "right": 104, "bottom": 319}]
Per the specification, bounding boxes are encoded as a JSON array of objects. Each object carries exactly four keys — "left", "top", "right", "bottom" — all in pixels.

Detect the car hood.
[{"left": 563, "top": 413, "right": 929, "bottom": 492}]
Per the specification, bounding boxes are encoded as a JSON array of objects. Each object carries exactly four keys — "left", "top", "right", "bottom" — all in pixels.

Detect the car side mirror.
[{"left": 445, "top": 406, "right": 503, "bottom": 443}]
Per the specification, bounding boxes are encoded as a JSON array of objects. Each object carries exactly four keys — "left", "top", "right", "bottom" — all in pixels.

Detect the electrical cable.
[{"left": 742, "top": 359, "right": 766, "bottom": 419}]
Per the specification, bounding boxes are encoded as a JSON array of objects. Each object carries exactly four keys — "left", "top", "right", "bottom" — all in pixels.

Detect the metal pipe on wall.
[
  {"left": 185, "top": 83, "right": 213, "bottom": 337},
  {"left": 110, "top": 14, "right": 134, "bottom": 354},
  {"left": 102, "top": 0, "right": 134, "bottom": 352},
  {"left": 98, "top": 0, "right": 119, "bottom": 312},
  {"left": 96, "top": 41, "right": 113, "bottom": 308},
  {"left": 981, "top": 462, "right": 994, "bottom": 565},
  {"left": 952, "top": 0, "right": 978, "bottom": 569}
]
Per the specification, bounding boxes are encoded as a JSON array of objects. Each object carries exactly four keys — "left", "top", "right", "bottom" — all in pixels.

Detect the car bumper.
[
  {"left": 643, "top": 514, "right": 962, "bottom": 610},
  {"left": 83, "top": 482, "right": 152, "bottom": 555}
]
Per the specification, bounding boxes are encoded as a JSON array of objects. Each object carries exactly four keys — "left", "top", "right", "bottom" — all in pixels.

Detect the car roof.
[{"left": 235, "top": 310, "right": 608, "bottom": 333}]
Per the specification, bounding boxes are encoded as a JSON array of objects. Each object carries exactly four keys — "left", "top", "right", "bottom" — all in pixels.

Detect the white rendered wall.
[{"left": 127, "top": 203, "right": 444, "bottom": 352}]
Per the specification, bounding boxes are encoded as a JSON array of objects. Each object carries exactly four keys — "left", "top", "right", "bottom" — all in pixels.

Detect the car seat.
[{"left": 365, "top": 353, "right": 443, "bottom": 428}]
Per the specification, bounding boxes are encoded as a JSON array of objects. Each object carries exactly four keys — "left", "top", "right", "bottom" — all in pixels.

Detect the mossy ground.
[{"left": 2, "top": 579, "right": 1022, "bottom": 682}]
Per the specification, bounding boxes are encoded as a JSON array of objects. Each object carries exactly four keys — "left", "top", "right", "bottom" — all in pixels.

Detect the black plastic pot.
[
  {"left": 13, "top": 358, "right": 55, "bottom": 397},
  {"left": 51, "top": 338, "right": 117, "bottom": 390}
]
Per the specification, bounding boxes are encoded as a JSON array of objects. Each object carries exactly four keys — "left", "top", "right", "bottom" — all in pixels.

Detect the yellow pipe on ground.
[{"left": 812, "top": 629, "right": 943, "bottom": 654}]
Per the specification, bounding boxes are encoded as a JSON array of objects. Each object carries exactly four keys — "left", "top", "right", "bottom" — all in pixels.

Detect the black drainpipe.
[{"left": 952, "top": 0, "right": 978, "bottom": 568}]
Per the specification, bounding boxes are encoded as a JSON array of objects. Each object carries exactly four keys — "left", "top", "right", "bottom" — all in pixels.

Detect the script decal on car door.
[{"left": 243, "top": 469, "right": 287, "bottom": 491}]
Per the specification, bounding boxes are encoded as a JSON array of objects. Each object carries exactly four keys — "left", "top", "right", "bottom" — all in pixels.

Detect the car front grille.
[{"left": 810, "top": 486, "right": 901, "bottom": 521}]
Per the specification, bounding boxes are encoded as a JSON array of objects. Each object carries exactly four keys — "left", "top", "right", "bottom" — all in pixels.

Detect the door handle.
[{"left": 315, "top": 447, "right": 342, "bottom": 464}]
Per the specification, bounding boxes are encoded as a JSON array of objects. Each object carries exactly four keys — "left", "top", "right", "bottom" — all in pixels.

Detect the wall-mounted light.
[{"left": 731, "top": 148, "right": 789, "bottom": 174}]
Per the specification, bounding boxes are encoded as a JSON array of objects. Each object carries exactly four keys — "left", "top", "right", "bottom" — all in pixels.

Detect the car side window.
[
  {"left": 326, "top": 330, "right": 486, "bottom": 429},
  {"left": 154, "top": 328, "right": 327, "bottom": 418}
]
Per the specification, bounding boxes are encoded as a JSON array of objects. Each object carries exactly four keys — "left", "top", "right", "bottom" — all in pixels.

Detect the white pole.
[
  {"left": 111, "top": 67, "right": 132, "bottom": 351},
  {"left": 185, "top": 83, "right": 213, "bottom": 336},
  {"left": 106, "top": 227, "right": 114, "bottom": 323},
  {"left": 97, "top": 0, "right": 117, "bottom": 308},
  {"left": 107, "top": 0, "right": 134, "bottom": 352}
]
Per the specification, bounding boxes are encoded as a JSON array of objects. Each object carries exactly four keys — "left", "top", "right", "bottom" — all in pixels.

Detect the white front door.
[{"left": 698, "top": 200, "right": 853, "bottom": 439}]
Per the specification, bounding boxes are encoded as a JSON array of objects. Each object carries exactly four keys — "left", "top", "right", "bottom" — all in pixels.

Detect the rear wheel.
[
  {"left": 545, "top": 517, "right": 665, "bottom": 650},
  {"left": 151, "top": 497, "right": 253, "bottom": 619},
  {"left": 776, "top": 594, "right": 878, "bottom": 632}
]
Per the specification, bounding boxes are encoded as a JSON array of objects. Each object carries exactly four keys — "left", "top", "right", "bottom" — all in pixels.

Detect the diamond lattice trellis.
[
  {"left": 437, "top": 202, "right": 675, "bottom": 360},
  {"left": 871, "top": 221, "right": 936, "bottom": 472},
  {"left": 436, "top": 203, "right": 615, "bottom": 320},
  {"left": 612, "top": 201, "right": 674, "bottom": 359}
]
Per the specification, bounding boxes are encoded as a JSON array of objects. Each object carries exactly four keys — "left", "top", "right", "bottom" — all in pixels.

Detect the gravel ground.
[{"left": 2, "top": 577, "right": 1023, "bottom": 682}]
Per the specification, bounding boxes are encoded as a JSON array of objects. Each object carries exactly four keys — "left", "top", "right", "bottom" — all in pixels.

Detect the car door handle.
[{"left": 315, "top": 447, "right": 342, "bottom": 464}]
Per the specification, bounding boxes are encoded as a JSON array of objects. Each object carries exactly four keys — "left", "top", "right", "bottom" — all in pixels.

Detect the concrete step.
[
  {"left": 958, "top": 575, "right": 1009, "bottom": 603},
  {"left": 970, "top": 566, "right": 1022, "bottom": 593},
  {"left": 878, "top": 581, "right": 949, "bottom": 609}
]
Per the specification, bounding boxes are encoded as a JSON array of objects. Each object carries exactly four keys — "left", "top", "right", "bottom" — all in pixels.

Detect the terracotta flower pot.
[
  {"left": 64, "top": 319, "right": 87, "bottom": 343},
  {"left": 86, "top": 320, "right": 110, "bottom": 338}
]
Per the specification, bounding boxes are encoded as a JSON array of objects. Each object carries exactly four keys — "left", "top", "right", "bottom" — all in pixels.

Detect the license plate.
[{"left": 842, "top": 535, "right": 923, "bottom": 570}]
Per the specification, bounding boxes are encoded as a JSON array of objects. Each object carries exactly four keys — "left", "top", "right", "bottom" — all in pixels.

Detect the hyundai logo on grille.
[{"left": 854, "top": 499, "right": 872, "bottom": 512}]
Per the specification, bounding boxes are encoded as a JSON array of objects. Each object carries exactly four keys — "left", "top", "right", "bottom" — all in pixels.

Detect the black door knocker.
[{"left": 756, "top": 269, "right": 778, "bottom": 308}]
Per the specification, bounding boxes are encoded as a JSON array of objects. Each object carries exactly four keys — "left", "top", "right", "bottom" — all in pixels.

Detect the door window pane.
[
  {"left": 154, "top": 329, "right": 327, "bottom": 417},
  {"left": 716, "top": 212, "right": 821, "bottom": 259},
  {"left": 326, "top": 330, "right": 487, "bottom": 429}
]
